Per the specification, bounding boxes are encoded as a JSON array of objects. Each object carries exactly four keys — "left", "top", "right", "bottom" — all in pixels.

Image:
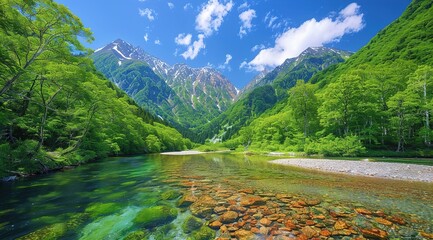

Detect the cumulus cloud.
[
  {"left": 154, "top": 39, "right": 161, "bottom": 45},
  {"left": 245, "top": 3, "right": 364, "bottom": 71},
  {"left": 251, "top": 44, "right": 265, "bottom": 52},
  {"left": 143, "top": 33, "right": 149, "bottom": 42},
  {"left": 224, "top": 54, "right": 232, "bottom": 64},
  {"left": 175, "top": 33, "right": 192, "bottom": 46},
  {"left": 238, "top": 2, "right": 249, "bottom": 10},
  {"left": 181, "top": 34, "right": 206, "bottom": 60},
  {"left": 178, "top": 0, "right": 233, "bottom": 60},
  {"left": 139, "top": 8, "right": 155, "bottom": 21},
  {"left": 196, "top": 0, "right": 233, "bottom": 36},
  {"left": 168, "top": 2, "right": 174, "bottom": 9},
  {"left": 184, "top": 3, "right": 193, "bottom": 10},
  {"left": 239, "top": 9, "right": 256, "bottom": 38}
]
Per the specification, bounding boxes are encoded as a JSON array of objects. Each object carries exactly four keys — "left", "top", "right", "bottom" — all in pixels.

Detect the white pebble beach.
[{"left": 271, "top": 158, "right": 433, "bottom": 183}]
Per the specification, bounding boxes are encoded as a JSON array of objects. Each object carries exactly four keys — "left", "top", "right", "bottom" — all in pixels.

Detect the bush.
[{"left": 304, "top": 135, "right": 366, "bottom": 157}]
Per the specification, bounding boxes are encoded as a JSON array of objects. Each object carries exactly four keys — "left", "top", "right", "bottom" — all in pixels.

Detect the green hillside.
[
  {"left": 227, "top": 0, "right": 433, "bottom": 156},
  {"left": 0, "top": 0, "right": 191, "bottom": 177}
]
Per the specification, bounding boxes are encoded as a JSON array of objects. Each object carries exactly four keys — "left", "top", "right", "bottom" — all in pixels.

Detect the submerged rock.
[
  {"left": 177, "top": 193, "right": 198, "bottom": 208},
  {"left": 219, "top": 211, "right": 239, "bottom": 223},
  {"left": 17, "top": 223, "right": 67, "bottom": 240},
  {"left": 190, "top": 195, "right": 218, "bottom": 218},
  {"left": 240, "top": 195, "right": 266, "bottom": 206},
  {"left": 124, "top": 230, "right": 148, "bottom": 240},
  {"left": 360, "top": 228, "right": 388, "bottom": 240},
  {"left": 133, "top": 206, "right": 177, "bottom": 228},
  {"left": 187, "top": 226, "right": 215, "bottom": 240},
  {"left": 161, "top": 190, "right": 181, "bottom": 200},
  {"left": 182, "top": 215, "right": 203, "bottom": 233},
  {"left": 84, "top": 202, "right": 120, "bottom": 218}
]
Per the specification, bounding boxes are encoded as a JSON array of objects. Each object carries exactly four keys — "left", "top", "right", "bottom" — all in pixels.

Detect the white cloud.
[
  {"left": 251, "top": 44, "right": 265, "bottom": 52},
  {"left": 238, "top": 2, "right": 249, "bottom": 10},
  {"left": 184, "top": 3, "right": 193, "bottom": 10},
  {"left": 139, "top": 8, "right": 155, "bottom": 21},
  {"left": 175, "top": 33, "right": 192, "bottom": 46},
  {"left": 154, "top": 39, "right": 161, "bottom": 45},
  {"left": 181, "top": 34, "right": 206, "bottom": 60},
  {"left": 239, "top": 9, "right": 256, "bottom": 38},
  {"left": 239, "top": 61, "right": 248, "bottom": 69},
  {"left": 143, "top": 33, "right": 149, "bottom": 42},
  {"left": 224, "top": 54, "right": 232, "bottom": 64},
  {"left": 264, "top": 12, "right": 284, "bottom": 29},
  {"left": 168, "top": 2, "right": 174, "bottom": 9},
  {"left": 196, "top": 0, "right": 233, "bottom": 36},
  {"left": 246, "top": 3, "right": 364, "bottom": 71}
]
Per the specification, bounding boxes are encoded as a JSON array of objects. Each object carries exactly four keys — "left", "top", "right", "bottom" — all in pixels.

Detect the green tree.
[
  {"left": 406, "top": 65, "right": 433, "bottom": 145},
  {"left": 387, "top": 90, "right": 420, "bottom": 152},
  {"left": 288, "top": 80, "right": 318, "bottom": 138}
]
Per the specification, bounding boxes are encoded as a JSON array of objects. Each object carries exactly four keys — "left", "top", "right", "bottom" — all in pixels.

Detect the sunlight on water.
[{"left": 1, "top": 153, "right": 432, "bottom": 239}]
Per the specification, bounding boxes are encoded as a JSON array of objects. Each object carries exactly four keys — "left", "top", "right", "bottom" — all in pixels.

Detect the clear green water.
[{"left": 1, "top": 153, "right": 432, "bottom": 239}]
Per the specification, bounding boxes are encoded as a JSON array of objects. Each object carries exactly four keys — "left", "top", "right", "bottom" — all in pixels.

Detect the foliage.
[
  {"left": 222, "top": 0, "right": 433, "bottom": 156},
  {"left": 304, "top": 135, "right": 366, "bottom": 157},
  {"left": 0, "top": 0, "right": 191, "bottom": 178}
]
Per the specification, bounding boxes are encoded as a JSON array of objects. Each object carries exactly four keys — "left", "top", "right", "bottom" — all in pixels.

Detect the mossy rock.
[
  {"left": 65, "top": 213, "right": 89, "bottom": 230},
  {"left": 160, "top": 190, "right": 181, "bottom": 200},
  {"left": 124, "top": 230, "right": 148, "bottom": 240},
  {"left": 85, "top": 202, "right": 120, "bottom": 218},
  {"left": 187, "top": 226, "right": 215, "bottom": 240},
  {"left": 133, "top": 206, "right": 177, "bottom": 228},
  {"left": 17, "top": 223, "right": 67, "bottom": 240},
  {"left": 182, "top": 215, "right": 203, "bottom": 233}
]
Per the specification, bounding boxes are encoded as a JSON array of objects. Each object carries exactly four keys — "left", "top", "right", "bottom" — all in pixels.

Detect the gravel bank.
[
  {"left": 160, "top": 150, "right": 205, "bottom": 155},
  {"left": 271, "top": 158, "right": 433, "bottom": 182}
]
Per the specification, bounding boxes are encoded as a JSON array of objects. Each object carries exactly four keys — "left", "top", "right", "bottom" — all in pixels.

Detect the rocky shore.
[{"left": 271, "top": 159, "right": 433, "bottom": 182}]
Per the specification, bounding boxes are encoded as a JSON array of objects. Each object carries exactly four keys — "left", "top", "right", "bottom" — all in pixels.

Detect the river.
[{"left": 1, "top": 153, "right": 432, "bottom": 239}]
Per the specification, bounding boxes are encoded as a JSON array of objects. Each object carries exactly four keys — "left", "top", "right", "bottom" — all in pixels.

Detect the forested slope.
[
  {"left": 0, "top": 0, "right": 191, "bottom": 178},
  {"left": 227, "top": 0, "right": 433, "bottom": 156}
]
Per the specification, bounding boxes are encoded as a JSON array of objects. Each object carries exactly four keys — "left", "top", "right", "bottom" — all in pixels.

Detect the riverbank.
[
  {"left": 271, "top": 158, "right": 433, "bottom": 182},
  {"left": 161, "top": 150, "right": 205, "bottom": 155}
]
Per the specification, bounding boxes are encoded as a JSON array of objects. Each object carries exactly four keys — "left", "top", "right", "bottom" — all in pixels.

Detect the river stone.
[
  {"left": 84, "top": 202, "right": 120, "bottom": 218},
  {"left": 234, "top": 229, "right": 254, "bottom": 240},
  {"left": 124, "top": 230, "right": 148, "bottom": 240},
  {"left": 208, "top": 220, "right": 222, "bottom": 229},
  {"left": 240, "top": 195, "right": 266, "bottom": 206},
  {"left": 190, "top": 195, "right": 218, "bottom": 218},
  {"left": 177, "top": 193, "right": 198, "bottom": 208},
  {"left": 360, "top": 228, "right": 388, "bottom": 240},
  {"left": 334, "top": 220, "right": 348, "bottom": 230},
  {"left": 187, "top": 226, "right": 215, "bottom": 240},
  {"left": 133, "top": 206, "right": 177, "bottom": 228},
  {"left": 219, "top": 211, "right": 239, "bottom": 223},
  {"left": 182, "top": 215, "right": 203, "bottom": 233},
  {"left": 301, "top": 226, "right": 319, "bottom": 238},
  {"left": 17, "top": 223, "right": 67, "bottom": 240},
  {"left": 161, "top": 190, "right": 181, "bottom": 200}
]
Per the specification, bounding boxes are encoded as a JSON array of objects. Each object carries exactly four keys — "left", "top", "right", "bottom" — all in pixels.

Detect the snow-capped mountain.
[
  {"left": 92, "top": 39, "right": 238, "bottom": 129},
  {"left": 241, "top": 46, "right": 353, "bottom": 97}
]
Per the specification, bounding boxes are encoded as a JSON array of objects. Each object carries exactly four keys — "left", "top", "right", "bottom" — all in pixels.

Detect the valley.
[{"left": 1, "top": 0, "right": 433, "bottom": 239}]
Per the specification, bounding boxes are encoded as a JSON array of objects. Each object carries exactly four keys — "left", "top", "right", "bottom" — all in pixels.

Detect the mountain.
[
  {"left": 194, "top": 47, "right": 352, "bottom": 143},
  {"left": 92, "top": 39, "right": 237, "bottom": 129},
  {"left": 225, "top": 0, "right": 433, "bottom": 155},
  {"left": 241, "top": 47, "right": 352, "bottom": 98}
]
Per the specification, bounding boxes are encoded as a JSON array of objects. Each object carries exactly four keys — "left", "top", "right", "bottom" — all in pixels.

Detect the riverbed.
[{"left": 1, "top": 153, "right": 432, "bottom": 239}]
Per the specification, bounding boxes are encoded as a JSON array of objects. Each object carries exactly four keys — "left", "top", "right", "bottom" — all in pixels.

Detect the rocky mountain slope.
[{"left": 92, "top": 39, "right": 238, "bottom": 129}]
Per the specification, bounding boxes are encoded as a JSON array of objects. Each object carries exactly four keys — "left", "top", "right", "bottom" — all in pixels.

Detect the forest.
[{"left": 0, "top": 0, "right": 191, "bottom": 178}]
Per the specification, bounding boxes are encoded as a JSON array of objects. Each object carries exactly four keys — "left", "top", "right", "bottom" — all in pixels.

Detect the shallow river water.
[{"left": 1, "top": 153, "right": 432, "bottom": 239}]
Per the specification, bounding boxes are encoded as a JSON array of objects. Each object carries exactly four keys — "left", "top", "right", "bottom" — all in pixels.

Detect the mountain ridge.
[{"left": 92, "top": 39, "right": 238, "bottom": 130}]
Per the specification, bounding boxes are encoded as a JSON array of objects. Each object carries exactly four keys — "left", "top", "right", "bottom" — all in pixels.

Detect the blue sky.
[{"left": 56, "top": 0, "right": 411, "bottom": 89}]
